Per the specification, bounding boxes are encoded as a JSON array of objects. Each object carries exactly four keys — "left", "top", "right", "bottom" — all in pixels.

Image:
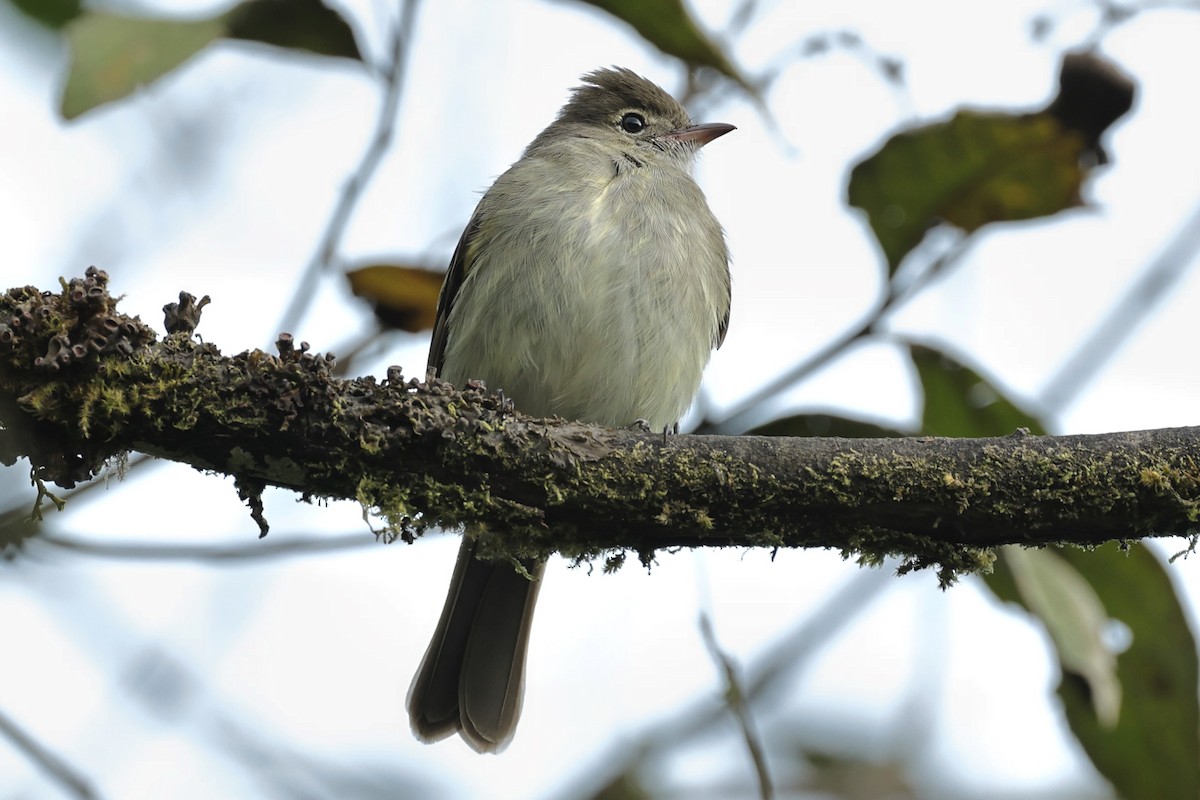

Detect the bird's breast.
[{"left": 441, "top": 157, "right": 728, "bottom": 429}]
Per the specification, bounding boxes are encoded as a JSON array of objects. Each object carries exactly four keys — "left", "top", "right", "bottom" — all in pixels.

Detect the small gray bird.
[{"left": 407, "top": 67, "right": 733, "bottom": 753}]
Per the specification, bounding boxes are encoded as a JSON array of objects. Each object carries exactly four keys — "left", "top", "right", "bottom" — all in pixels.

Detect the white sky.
[{"left": 2, "top": 0, "right": 1200, "bottom": 798}]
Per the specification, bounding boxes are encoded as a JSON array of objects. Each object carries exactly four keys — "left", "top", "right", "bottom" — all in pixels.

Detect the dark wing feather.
[
  {"left": 428, "top": 214, "right": 483, "bottom": 375},
  {"left": 716, "top": 265, "right": 731, "bottom": 349}
]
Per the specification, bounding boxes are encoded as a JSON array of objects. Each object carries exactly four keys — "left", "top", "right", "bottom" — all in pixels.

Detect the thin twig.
[
  {"left": 556, "top": 566, "right": 894, "bottom": 799},
  {"left": 1040, "top": 200, "right": 1200, "bottom": 412},
  {"left": 1080, "top": 0, "right": 1200, "bottom": 46},
  {"left": 699, "top": 612, "right": 775, "bottom": 800},
  {"left": 0, "top": 707, "right": 98, "bottom": 799},
  {"left": 329, "top": 327, "right": 396, "bottom": 377},
  {"left": 0, "top": 454, "right": 153, "bottom": 554},
  {"left": 36, "top": 532, "right": 378, "bottom": 563},
  {"left": 726, "top": 0, "right": 761, "bottom": 36},
  {"left": 272, "top": 0, "right": 422, "bottom": 337},
  {"left": 757, "top": 30, "right": 914, "bottom": 121}
]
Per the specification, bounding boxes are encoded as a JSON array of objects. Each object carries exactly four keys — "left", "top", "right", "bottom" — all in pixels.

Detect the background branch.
[
  {"left": 272, "top": 0, "right": 422, "bottom": 336},
  {"left": 0, "top": 708, "right": 97, "bottom": 800}
]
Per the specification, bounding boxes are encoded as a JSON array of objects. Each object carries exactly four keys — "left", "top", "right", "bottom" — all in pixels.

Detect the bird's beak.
[{"left": 663, "top": 122, "right": 736, "bottom": 147}]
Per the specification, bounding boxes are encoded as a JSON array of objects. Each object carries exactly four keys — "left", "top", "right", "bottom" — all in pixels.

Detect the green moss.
[
  {"left": 262, "top": 455, "right": 306, "bottom": 485},
  {"left": 227, "top": 447, "right": 260, "bottom": 474}
]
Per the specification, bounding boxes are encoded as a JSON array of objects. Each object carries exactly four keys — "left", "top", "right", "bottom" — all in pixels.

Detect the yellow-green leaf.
[
  {"left": 61, "top": 12, "right": 225, "bottom": 119},
  {"left": 572, "top": 0, "right": 750, "bottom": 90},
  {"left": 848, "top": 110, "right": 1087, "bottom": 274},
  {"left": 60, "top": 0, "right": 361, "bottom": 119}
]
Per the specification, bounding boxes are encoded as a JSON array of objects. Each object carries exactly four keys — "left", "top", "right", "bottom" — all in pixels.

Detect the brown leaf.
[{"left": 345, "top": 264, "right": 444, "bottom": 333}]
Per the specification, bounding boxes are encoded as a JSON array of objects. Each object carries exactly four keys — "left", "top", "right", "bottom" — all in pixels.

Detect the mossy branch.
[{"left": 2, "top": 272, "right": 1199, "bottom": 581}]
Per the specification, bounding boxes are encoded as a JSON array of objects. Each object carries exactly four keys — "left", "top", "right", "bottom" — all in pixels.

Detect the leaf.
[
  {"left": 572, "top": 0, "right": 751, "bottom": 90},
  {"left": 62, "top": 12, "right": 225, "bottom": 119},
  {"left": 60, "top": 0, "right": 361, "bottom": 119},
  {"left": 749, "top": 413, "right": 906, "bottom": 439},
  {"left": 848, "top": 110, "right": 1087, "bottom": 274},
  {"left": 987, "top": 544, "right": 1200, "bottom": 800},
  {"left": 909, "top": 343, "right": 1046, "bottom": 437},
  {"left": 8, "top": 0, "right": 82, "bottom": 29},
  {"left": 1003, "top": 548, "right": 1121, "bottom": 727},
  {"left": 846, "top": 53, "right": 1135, "bottom": 274},
  {"left": 345, "top": 264, "right": 444, "bottom": 333},
  {"left": 1046, "top": 52, "right": 1136, "bottom": 165},
  {"left": 225, "top": 0, "right": 362, "bottom": 61}
]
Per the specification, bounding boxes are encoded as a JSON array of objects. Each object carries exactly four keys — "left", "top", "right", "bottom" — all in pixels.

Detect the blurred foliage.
[
  {"left": 750, "top": 413, "right": 904, "bottom": 438},
  {"left": 759, "top": 335, "right": 1200, "bottom": 798},
  {"left": 905, "top": 344, "right": 1199, "bottom": 799},
  {"left": 345, "top": 263, "right": 444, "bottom": 333},
  {"left": 848, "top": 51, "right": 1134, "bottom": 274},
  {"left": 8, "top": 0, "right": 80, "bottom": 28},
  {"left": 1004, "top": 546, "right": 1123, "bottom": 728},
  {"left": 62, "top": 13, "right": 226, "bottom": 120},
  {"left": 908, "top": 342, "right": 1046, "bottom": 437},
  {"left": 990, "top": 544, "right": 1200, "bottom": 800},
  {"left": 225, "top": 0, "right": 362, "bottom": 58},
  {"left": 848, "top": 111, "right": 1088, "bottom": 274},
  {"left": 60, "top": 0, "right": 361, "bottom": 119},
  {"left": 1047, "top": 52, "right": 1137, "bottom": 165},
  {"left": 572, "top": 0, "right": 752, "bottom": 91}
]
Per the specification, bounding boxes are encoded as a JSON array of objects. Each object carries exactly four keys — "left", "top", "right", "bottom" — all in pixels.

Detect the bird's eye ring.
[{"left": 619, "top": 113, "right": 647, "bottom": 134}]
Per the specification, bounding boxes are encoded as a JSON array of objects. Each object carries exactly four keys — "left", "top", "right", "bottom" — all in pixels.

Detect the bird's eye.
[{"left": 619, "top": 113, "right": 647, "bottom": 134}]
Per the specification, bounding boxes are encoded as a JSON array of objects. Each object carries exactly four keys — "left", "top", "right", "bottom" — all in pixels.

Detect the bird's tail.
[{"left": 406, "top": 536, "right": 545, "bottom": 753}]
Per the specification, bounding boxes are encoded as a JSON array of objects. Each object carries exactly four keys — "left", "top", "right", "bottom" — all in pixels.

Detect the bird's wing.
[{"left": 428, "top": 213, "right": 483, "bottom": 374}]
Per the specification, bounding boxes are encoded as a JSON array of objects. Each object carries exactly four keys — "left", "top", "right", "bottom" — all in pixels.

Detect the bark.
[{"left": 2, "top": 271, "right": 1197, "bottom": 582}]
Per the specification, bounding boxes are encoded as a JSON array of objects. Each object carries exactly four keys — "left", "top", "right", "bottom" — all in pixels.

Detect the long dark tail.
[{"left": 407, "top": 536, "right": 545, "bottom": 753}]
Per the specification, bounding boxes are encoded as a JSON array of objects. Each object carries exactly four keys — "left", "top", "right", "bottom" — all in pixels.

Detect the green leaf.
[
  {"left": 8, "top": 0, "right": 82, "bottom": 29},
  {"left": 1003, "top": 548, "right": 1121, "bottom": 727},
  {"left": 573, "top": 0, "right": 750, "bottom": 90},
  {"left": 61, "top": 12, "right": 226, "bottom": 119},
  {"left": 848, "top": 110, "right": 1087, "bottom": 274},
  {"left": 987, "top": 544, "right": 1200, "bottom": 800},
  {"left": 909, "top": 343, "right": 1046, "bottom": 437},
  {"left": 749, "top": 413, "right": 907, "bottom": 439},
  {"left": 60, "top": 0, "right": 361, "bottom": 119},
  {"left": 225, "top": 0, "right": 362, "bottom": 61}
]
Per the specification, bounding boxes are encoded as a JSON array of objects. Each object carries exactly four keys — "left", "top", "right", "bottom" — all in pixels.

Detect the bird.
[{"left": 406, "top": 66, "right": 733, "bottom": 753}]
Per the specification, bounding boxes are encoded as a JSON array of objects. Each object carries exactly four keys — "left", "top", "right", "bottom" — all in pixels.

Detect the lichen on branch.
[{"left": 2, "top": 273, "right": 1199, "bottom": 583}]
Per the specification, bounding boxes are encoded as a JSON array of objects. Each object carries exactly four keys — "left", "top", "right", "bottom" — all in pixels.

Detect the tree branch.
[{"left": 2, "top": 272, "right": 1198, "bottom": 581}]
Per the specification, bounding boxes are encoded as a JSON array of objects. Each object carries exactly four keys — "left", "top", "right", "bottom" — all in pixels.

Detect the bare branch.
[
  {"left": 699, "top": 612, "right": 775, "bottom": 800},
  {"left": 1041, "top": 200, "right": 1200, "bottom": 412},
  {"left": 273, "top": 0, "right": 423, "bottom": 335},
  {"left": 0, "top": 707, "right": 97, "bottom": 800},
  {"left": 36, "top": 532, "right": 376, "bottom": 563}
]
